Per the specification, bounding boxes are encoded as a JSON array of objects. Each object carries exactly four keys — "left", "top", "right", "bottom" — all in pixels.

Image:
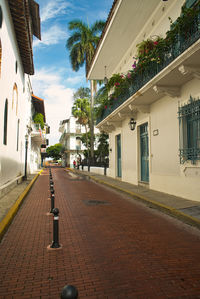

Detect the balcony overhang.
[
  {"left": 87, "top": 0, "right": 162, "bottom": 80},
  {"left": 96, "top": 37, "right": 200, "bottom": 131},
  {"left": 8, "top": 0, "right": 41, "bottom": 75}
]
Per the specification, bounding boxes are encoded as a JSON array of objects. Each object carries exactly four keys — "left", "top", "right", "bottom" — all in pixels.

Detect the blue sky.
[{"left": 32, "top": 0, "right": 113, "bottom": 145}]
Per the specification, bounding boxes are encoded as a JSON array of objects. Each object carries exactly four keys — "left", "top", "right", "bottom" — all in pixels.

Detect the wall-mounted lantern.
[{"left": 129, "top": 118, "right": 136, "bottom": 131}]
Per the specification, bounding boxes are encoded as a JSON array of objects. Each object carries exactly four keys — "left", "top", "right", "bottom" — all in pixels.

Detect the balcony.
[
  {"left": 97, "top": 7, "right": 200, "bottom": 126},
  {"left": 31, "top": 123, "right": 46, "bottom": 144}
]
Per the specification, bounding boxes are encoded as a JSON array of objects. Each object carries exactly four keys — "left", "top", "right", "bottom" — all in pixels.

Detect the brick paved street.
[{"left": 1, "top": 168, "right": 200, "bottom": 298}]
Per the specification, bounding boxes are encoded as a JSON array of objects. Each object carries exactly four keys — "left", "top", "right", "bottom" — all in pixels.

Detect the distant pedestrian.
[{"left": 73, "top": 160, "right": 76, "bottom": 169}]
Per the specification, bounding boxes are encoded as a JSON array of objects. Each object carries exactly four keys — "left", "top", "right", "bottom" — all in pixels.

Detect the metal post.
[
  {"left": 50, "top": 185, "right": 54, "bottom": 194},
  {"left": 50, "top": 192, "right": 55, "bottom": 213},
  {"left": 51, "top": 208, "right": 60, "bottom": 248},
  {"left": 24, "top": 134, "right": 28, "bottom": 180},
  {"left": 61, "top": 285, "right": 78, "bottom": 299},
  {"left": 104, "top": 163, "right": 107, "bottom": 176}
]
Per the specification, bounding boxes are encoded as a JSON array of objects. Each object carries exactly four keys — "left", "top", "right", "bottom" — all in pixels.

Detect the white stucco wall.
[
  {"left": 108, "top": 76, "right": 200, "bottom": 201},
  {"left": 117, "top": 0, "right": 185, "bottom": 75},
  {"left": 150, "top": 78, "right": 200, "bottom": 200},
  {"left": 0, "top": 1, "right": 27, "bottom": 187},
  {"left": 0, "top": 1, "right": 37, "bottom": 191}
]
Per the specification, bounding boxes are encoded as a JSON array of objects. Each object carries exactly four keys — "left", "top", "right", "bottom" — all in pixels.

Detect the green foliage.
[
  {"left": 167, "top": 4, "right": 199, "bottom": 43},
  {"left": 73, "top": 87, "right": 91, "bottom": 100},
  {"left": 80, "top": 131, "right": 92, "bottom": 149},
  {"left": 95, "top": 2, "right": 200, "bottom": 118},
  {"left": 66, "top": 19, "right": 105, "bottom": 73},
  {"left": 72, "top": 97, "right": 90, "bottom": 126},
  {"left": 46, "top": 143, "right": 62, "bottom": 160},
  {"left": 94, "top": 85, "right": 109, "bottom": 118},
  {"left": 96, "top": 132, "right": 109, "bottom": 161},
  {"left": 33, "top": 113, "right": 44, "bottom": 129}
]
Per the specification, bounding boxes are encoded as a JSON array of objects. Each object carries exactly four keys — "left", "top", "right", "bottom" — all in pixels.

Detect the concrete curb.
[
  {"left": 67, "top": 168, "right": 200, "bottom": 230},
  {"left": 0, "top": 170, "right": 43, "bottom": 241}
]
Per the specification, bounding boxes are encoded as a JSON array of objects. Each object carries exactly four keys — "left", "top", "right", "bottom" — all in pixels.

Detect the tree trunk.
[
  {"left": 84, "top": 124, "right": 90, "bottom": 159},
  {"left": 90, "top": 79, "right": 94, "bottom": 161}
]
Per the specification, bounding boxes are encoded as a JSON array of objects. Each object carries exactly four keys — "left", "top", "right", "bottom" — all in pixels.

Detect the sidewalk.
[
  {"left": 0, "top": 171, "right": 42, "bottom": 240},
  {"left": 69, "top": 168, "right": 200, "bottom": 229}
]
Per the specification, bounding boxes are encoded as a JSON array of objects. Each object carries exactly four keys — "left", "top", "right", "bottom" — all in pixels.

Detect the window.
[
  {"left": 12, "top": 83, "right": 18, "bottom": 115},
  {"left": 178, "top": 96, "right": 200, "bottom": 163},
  {"left": 0, "top": 6, "right": 2, "bottom": 28},
  {"left": 16, "top": 119, "right": 20, "bottom": 151},
  {"left": 76, "top": 137, "right": 81, "bottom": 151},
  {"left": 0, "top": 39, "right": 2, "bottom": 77},
  {"left": 3, "top": 99, "right": 8, "bottom": 145},
  {"left": 185, "top": 0, "right": 198, "bottom": 8}
]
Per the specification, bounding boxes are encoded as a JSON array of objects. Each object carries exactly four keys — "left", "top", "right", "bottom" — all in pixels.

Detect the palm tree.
[
  {"left": 66, "top": 19, "right": 105, "bottom": 160},
  {"left": 72, "top": 97, "right": 90, "bottom": 154},
  {"left": 66, "top": 19, "right": 105, "bottom": 73}
]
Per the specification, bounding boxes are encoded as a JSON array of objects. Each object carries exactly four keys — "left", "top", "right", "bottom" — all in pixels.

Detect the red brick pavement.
[{"left": 1, "top": 168, "right": 200, "bottom": 298}]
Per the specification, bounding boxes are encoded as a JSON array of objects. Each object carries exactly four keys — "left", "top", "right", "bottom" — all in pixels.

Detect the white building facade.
[
  {"left": 59, "top": 116, "right": 88, "bottom": 168},
  {"left": 88, "top": 0, "right": 200, "bottom": 201},
  {"left": 0, "top": 0, "right": 41, "bottom": 197},
  {"left": 59, "top": 116, "right": 99, "bottom": 168}
]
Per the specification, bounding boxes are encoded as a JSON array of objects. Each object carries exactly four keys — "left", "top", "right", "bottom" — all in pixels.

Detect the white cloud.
[
  {"left": 32, "top": 68, "right": 75, "bottom": 145},
  {"left": 33, "top": 25, "right": 68, "bottom": 48},
  {"left": 40, "top": 0, "right": 72, "bottom": 23},
  {"left": 66, "top": 75, "right": 84, "bottom": 85}
]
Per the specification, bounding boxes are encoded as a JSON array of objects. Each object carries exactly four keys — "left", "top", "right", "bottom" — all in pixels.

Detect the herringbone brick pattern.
[{"left": 0, "top": 168, "right": 200, "bottom": 298}]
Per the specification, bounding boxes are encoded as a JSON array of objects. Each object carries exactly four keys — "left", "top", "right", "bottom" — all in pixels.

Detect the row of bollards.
[
  {"left": 48, "top": 167, "right": 60, "bottom": 249},
  {"left": 48, "top": 167, "right": 78, "bottom": 298}
]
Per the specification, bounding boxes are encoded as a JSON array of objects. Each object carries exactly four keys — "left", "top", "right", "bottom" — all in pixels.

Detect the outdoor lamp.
[
  {"left": 104, "top": 66, "right": 108, "bottom": 85},
  {"left": 129, "top": 118, "right": 136, "bottom": 131}
]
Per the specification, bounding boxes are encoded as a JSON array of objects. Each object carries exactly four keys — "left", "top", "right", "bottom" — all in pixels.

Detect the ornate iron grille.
[
  {"left": 97, "top": 8, "right": 200, "bottom": 124},
  {"left": 178, "top": 96, "right": 200, "bottom": 164}
]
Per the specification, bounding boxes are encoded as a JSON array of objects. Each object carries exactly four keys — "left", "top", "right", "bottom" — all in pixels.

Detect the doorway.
[
  {"left": 140, "top": 123, "right": 149, "bottom": 183},
  {"left": 116, "top": 134, "right": 122, "bottom": 178}
]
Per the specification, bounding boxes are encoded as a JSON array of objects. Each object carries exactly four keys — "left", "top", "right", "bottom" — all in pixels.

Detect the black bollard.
[
  {"left": 50, "top": 193, "right": 55, "bottom": 213},
  {"left": 49, "top": 181, "right": 53, "bottom": 187},
  {"left": 61, "top": 285, "right": 78, "bottom": 299},
  {"left": 50, "top": 208, "right": 60, "bottom": 248},
  {"left": 50, "top": 185, "right": 54, "bottom": 194}
]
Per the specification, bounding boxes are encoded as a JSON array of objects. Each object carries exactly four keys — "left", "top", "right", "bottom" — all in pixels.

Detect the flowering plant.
[{"left": 96, "top": 2, "right": 200, "bottom": 120}]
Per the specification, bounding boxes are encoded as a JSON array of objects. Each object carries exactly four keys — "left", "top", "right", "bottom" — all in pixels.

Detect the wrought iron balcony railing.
[{"left": 97, "top": 10, "right": 200, "bottom": 124}]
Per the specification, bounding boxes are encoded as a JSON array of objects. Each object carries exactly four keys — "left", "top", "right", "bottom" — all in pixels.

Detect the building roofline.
[
  {"left": 86, "top": 0, "right": 119, "bottom": 79},
  {"left": 8, "top": 0, "right": 41, "bottom": 75}
]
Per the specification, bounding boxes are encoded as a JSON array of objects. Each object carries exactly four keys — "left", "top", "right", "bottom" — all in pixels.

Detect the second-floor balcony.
[
  {"left": 96, "top": 4, "right": 200, "bottom": 128},
  {"left": 31, "top": 122, "right": 46, "bottom": 144}
]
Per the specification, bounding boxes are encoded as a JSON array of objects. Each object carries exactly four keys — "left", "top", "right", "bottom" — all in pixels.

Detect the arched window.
[
  {"left": 12, "top": 83, "right": 18, "bottom": 115},
  {"left": 0, "top": 39, "right": 2, "bottom": 77},
  {"left": 3, "top": 99, "right": 8, "bottom": 145},
  {"left": 0, "top": 6, "right": 2, "bottom": 29}
]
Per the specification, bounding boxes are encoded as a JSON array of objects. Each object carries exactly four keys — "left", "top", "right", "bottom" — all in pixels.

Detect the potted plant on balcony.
[{"left": 33, "top": 112, "right": 44, "bottom": 129}]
